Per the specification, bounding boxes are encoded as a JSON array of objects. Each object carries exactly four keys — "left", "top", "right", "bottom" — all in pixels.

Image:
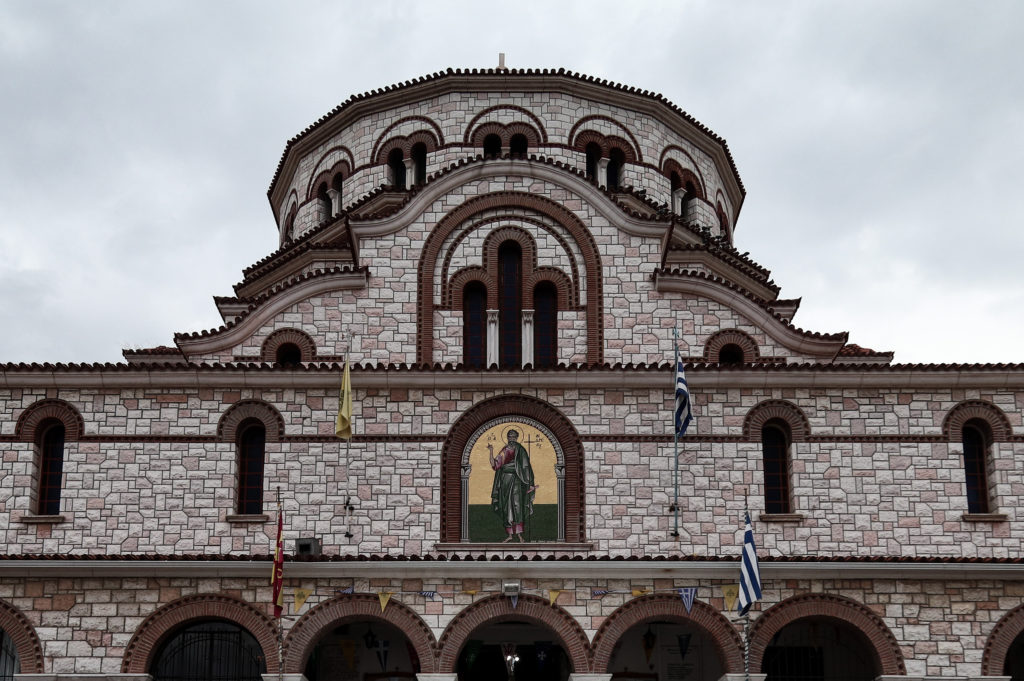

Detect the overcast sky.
[{"left": 1, "top": 1, "right": 1021, "bottom": 365}]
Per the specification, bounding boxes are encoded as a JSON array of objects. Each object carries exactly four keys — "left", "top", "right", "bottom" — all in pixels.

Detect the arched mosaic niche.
[{"left": 461, "top": 416, "right": 565, "bottom": 543}]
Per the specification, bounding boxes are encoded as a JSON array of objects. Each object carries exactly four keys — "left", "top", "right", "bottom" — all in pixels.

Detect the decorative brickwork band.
[
  {"left": 418, "top": 191, "right": 603, "bottom": 366},
  {"left": 747, "top": 593, "right": 905, "bottom": 677},
  {"left": 121, "top": 593, "right": 280, "bottom": 674},
  {"left": 436, "top": 594, "right": 591, "bottom": 673},
  {"left": 441, "top": 394, "right": 585, "bottom": 543},
  {"left": 463, "top": 104, "right": 549, "bottom": 144},
  {"left": 469, "top": 121, "right": 542, "bottom": 150},
  {"left": 15, "top": 398, "right": 84, "bottom": 441},
  {"left": 703, "top": 329, "right": 759, "bottom": 364},
  {"left": 742, "top": 400, "right": 810, "bottom": 441},
  {"left": 261, "top": 328, "right": 318, "bottom": 363},
  {"left": 0, "top": 597, "right": 44, "bottom": 673},
  {"left": 589, "top": 593, "right": 744, "bottom": 674},
  {"left": 568, "top": 115, "right": 643, "bottom": 162},
  {"left": 281, "top": 593, "right": 437, "bottom": 673},
  {"left": 942, "top": 400, "right": 1012, "bottom": 442},
  {"left": 218, "top": 400, "right": 285, "bottom": 442},
  {"left": 981, "top": 602, "right": 1024, "bottom": 676},
  {"left": 662, "top": 159, "right": 706, "bottom": 200},
  {"left": 371, "top": 115, "right": 446, "bottom": 163}
]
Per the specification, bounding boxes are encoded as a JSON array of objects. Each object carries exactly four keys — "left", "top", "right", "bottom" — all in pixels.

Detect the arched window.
[
  {"left": 962, "top": 419, "right": 992, "bottom": 514},
  {"left": 275, "top": 343, "right": 302, "bottom": 367},
  {"left": 533, "top": 282, "right": 558, "bottom": 368},
  {"left": 236, "top": 420, "right": 266, "bottom": 515},
  {"left": 36, "top": 420, "right": 65, "bottom": 515},
  {"left": 411, "top": 142, "right": 427, "bottom": 186},
  {"left": 607, "top": 147, "right": 625, "bottom": 190},
  {"left": 0, "top": 626, "right": 19, "bottom": 678},
  {"left": 585, "top": 143, "right": 601, "bottom": 179},
  {"left": 483, "top": 134, "right": 502, "bottom": 158},
  {"left": 682, "top": 180, "right": 697, "bottom": 218},
  {"left": 150, "top": 620, "right": 266, "bottom": 681},
  {"left": 510, "top": 133, "right": 528, "bottom": 158},
  {"left": 316, "top": 183, "right": 331, "bottom": 222},
  {"left": 463, "top": 281, "right": 487, "bottom": 369},
  {"left": 719, "top": 343, "right": 745, "bottom": 364},
  {"left": 498, "top": 241, "right": 522, "bottom": 368},
  {"left": 387, "top": 148, "right": 406, "bottom": 190},
  {"left": 761, "top": 419, "right": 791, "bottom": 514}
]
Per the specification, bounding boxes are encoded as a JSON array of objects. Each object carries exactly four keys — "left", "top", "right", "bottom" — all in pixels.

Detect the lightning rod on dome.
[{"left": 498, "top": 53, "right": 507, "bottom": 71}]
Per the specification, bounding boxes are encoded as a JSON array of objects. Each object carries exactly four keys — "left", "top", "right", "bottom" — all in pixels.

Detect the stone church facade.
[{"left": 1, "top": 68, "right": 1023, "bottom": 680}]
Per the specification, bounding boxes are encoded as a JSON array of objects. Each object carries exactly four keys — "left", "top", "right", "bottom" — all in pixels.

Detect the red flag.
[{"left": 271, "top": 502, "right": 284, "bottom": 618}]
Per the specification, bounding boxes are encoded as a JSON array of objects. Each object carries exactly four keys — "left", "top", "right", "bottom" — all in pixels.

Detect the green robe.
[{"left": 491, "top": 441, "right": 535, "bottom": 532}]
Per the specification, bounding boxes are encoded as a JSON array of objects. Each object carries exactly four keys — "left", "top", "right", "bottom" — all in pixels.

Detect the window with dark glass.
[
  {"left": 0, "top": 626, "right": 18, "bottom": 679},
  {"left": 483, "top": 134, "right": 502, "bottom": 158},
  {"left": 411, "top": 142, "right": 427, "bottom": 186},
  {"left": 37, "top": 420, "right": 64, "bottom": 515},
  {"left": 150, "top": 620, "right": 265, "bottom": 681},
  {"left": 463, "top": 281, "right": 487, "bottom": 369},
  {"left": 510, "top": 133, "right": 528, "bottom": 157},
  {"left": 387, "top": 148, "right": 406, "bottom": 190},
  {"left": 963, "top": 419, "right": 991, "bottom": 514},
  {"left": 682, "top": 180, "right": 697, "bottom": 217},
  {"left": 331, "top": 173, "right": 344, "bottom": 210},
  {"left": 275, "top": 343, "right": 302, "bottom": 367},
  {"left": 236, "top": 421, "right": 266, "bottom": 515},
  {"left": 719, "top": 343, "right": 745, "bottom": 364},
  {"left": 585, "top": 142, "right": 601, "bottom": 179},
  {"left": 533, "top": 282, "right": 558, "bottom": 368},
  {"left": 761, "top": 421, "right": 791, "bottom": 514},
  {"left": 498, "top": 241, "right": 522, "bottom": 368},
  {"left": 607, "top": 147, "right": 625, "bottom": 190}
]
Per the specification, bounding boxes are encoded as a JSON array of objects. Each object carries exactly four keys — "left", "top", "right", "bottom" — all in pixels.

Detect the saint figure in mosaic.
[{"left": 488, "top": 429, "right": 537, "bottom": 542}]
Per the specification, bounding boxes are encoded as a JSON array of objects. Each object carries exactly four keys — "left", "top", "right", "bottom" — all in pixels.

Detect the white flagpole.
[{"left": 672, "top": 327, "right": 680, "bottom": 538}]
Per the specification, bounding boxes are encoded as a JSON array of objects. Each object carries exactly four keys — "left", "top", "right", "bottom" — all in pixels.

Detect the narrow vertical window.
[
  {"left": 237, "top": 421, "right": 266, "bottom": 515},
  {"left": 411, "top": 142, "right": 427, "bottom": 186},
  {"left": 0, "top": 627, "right": 18, "bottom": 679},
  {"left": 509, "top": 134, "right": 528, "bottom": 158},
  {"left": 533, "top": 282, "right": 558, "bottom": 368},
  {"left": 483, "top": 134, "right": 502, "bottom": 158},
  {"left": 331, "top": 173, "right": 344, "bottom": 212},
  {"left": 607, "top": 148, "right": 625, "bottom": 190},
  {"left": 463, "top": 282, "right": 487, "bottom": 369},
  {"left": 316, "top": 183, "right": 331, "bottom": 222},
  {"left": 585, "top": 143, "right": 601, "bottom": 179},
  {"left": 963, "top": 420, "right": 991, "bottom": 514},
  {"left": 498, "top": 241, "right": 522, "bottom": 368},
  {"left": 36, "top": 420, "right": 65, "bottom": 516},
  {"left": 387, "top": 148, "right": 406, "bottom": 190},
  {"left": 682, "top": 180, "right": 697, "bottom": 217},
  {"left": 762, "top": 420, "right": 791, "bottom": 514}
]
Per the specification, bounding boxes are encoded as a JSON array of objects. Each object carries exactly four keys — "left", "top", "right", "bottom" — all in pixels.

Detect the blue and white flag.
[
  {"left": 678, "top": 586, "right": 697, "bottom": 614},
  {"left": 674, "top": 353, "right": 693, "bottom": 435},
  {"left": 737, "top": 512, "right": 762, "bottom": 616}
]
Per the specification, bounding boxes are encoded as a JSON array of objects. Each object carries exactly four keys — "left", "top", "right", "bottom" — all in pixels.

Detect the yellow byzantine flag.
[
  {"left": 294, "top": 588, "right": 313, "bottom": 612},
  {"left": 336, "top": 359, "right": 353, "bottom": 439},
  {"left": 548, "top": 590, "right": 562, "bottom": 606},
  {"left": 722, "top": 584, "right": 739, "bottom": 612},
  {"left": 378, "top": 592, "right": 393, "bottom": 612}
]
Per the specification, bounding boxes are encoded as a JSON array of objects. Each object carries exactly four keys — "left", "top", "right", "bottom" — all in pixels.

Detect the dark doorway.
[{"left": 456, "top": 621, "right": 570, "bottom": 681}]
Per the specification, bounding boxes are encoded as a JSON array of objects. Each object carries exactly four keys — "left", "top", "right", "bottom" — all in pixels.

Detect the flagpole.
[
  {"left": 672, "top": 327, "right": 680, "bottom": 538},
  {"left": 276, "top": 486, "right": 284, "bottom": 681}
]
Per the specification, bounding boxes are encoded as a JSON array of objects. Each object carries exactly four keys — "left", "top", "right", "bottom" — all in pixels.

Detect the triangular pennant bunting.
[
  {"left": 548, "top": 589, "right": 562, "bottom": 606},
  {"left": 591, "top": 589, "right": 610, "bottom": 598},
  {"left": 462, "top": 589, "right": 479, "bottom": 596},
  {"left": 337, "top": 586, "right": 354, "bottom": 595},
  {"left": 294, "top": 587, "right": 313, "bottom": 612},
  {"left": 631, "top": 588, "right": 650, "bottom": 597},
  {"left": 510, "top": 593, "right": 519, "bottom": 609},
  {"left": 679, "top": 586, "right": 697, "bottom": 614},
  {"left": 378, "top": 591, "right": 392, "bottom": 612},
  {"left": 722, "top": 584, "right": 739, "bottom": 612},
  {"left": 420, "top": 590, "right": 438, "bottom": 601}
]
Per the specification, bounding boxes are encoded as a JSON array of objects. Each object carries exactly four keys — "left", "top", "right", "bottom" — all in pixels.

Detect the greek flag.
[
  {"left": 674, "top": 354, "right": 692, "bottom": 435},
  {"left": 737, "top": 511, "right": 762, "bottom": 615}
]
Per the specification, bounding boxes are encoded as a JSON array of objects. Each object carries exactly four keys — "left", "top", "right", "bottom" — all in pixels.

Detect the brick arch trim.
[
  {"left": 218, "top": 400, "right": 285, "bottom": 442},
  {"left": 418, "top": 191, "right": 603, "bottom": 365},
  {"left": 370, "top": 115, "right": 446, "bottom": 162},
  {"left": 437, "top": 594, "right": 591, "bottom": 673},
  {"left": 704, "top": 329, "right": 758, "bottom": 363},
  {"left": 572, "top": 130, "right": 638, "bottom": 164},
  {"left": 743, "top": 400, "right": 810, "bottom": 441},
  {"left": 441, "top": 394, "right": 584, "bottom": 543},
  {"left": 308, "top": 160, "right": 352, "bottom": 201},
  {"left": 463, "top": 104, "right": 549, "bottom": 144},
  {"left": 748, "top": 593, "right": 905, "bottom": 677},
  {"left": 663, "top": 159, "right": 706, "bottom": 201},
  {"left": 525, "top": 267, "right": 573, "bottom": 309},
  {"left": 590, "top": 593, "right": 744, "bottom": 673},
  {"left": 439, "top": 214, "right": 582, "bottom": 312},
  {"left": 469, "top": 121, "right": 542, "bottom": 150},
  {"left": 448, "top": 267, "right": 495, "bottom": 309},
  {"left": 568, "top": 115, "right": 643, "bottom": 162},
  {"left": 261, "top": 328, "right": 317, "bottom": 363},
  {"left": 121, "top": 593, "right": 280, "bottom": 674},
  {"left": 282, "top": 594, "right": 437, "bottom": 674},
  {"left": 943, "top": 400, "right": 1012, "bottom": 442},
  {"left": 982, "top": 602, "right": 1024, "bottom": 675},
  {"left": 0, "top": 598, "right": 44, "bottom": 673},
  {"left": 15, "top": 398, "right": 84, "bottom": 441}
]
